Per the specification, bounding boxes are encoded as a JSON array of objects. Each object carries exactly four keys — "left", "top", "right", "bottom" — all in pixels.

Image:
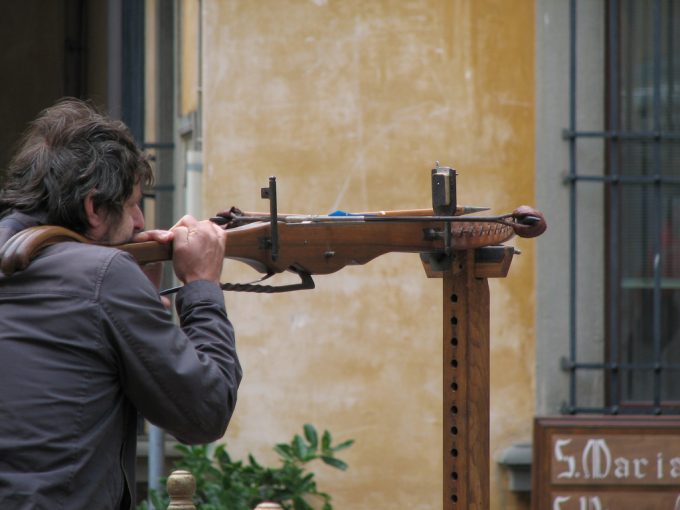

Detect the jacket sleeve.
[{"left": 98, "top": 251, "right": 242, "bottom": 444}]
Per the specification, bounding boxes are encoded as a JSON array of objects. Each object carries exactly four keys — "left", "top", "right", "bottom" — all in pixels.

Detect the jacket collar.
[{"left": 0, "top": 210, "right": 47, "bottom": 250}]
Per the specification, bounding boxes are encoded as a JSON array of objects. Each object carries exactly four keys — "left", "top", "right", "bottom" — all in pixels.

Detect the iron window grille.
[{"left": 564, "top": 0, "right": 680, "bottom": 415}]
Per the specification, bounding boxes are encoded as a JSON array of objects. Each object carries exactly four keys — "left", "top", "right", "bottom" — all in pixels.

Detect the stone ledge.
[{"left": 497, "top": 442, "right": 532, "bottom": 492}]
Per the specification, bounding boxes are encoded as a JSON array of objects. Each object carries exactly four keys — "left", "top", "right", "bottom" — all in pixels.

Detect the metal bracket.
[
  {"left": 431, "top": 162, "right": 458, "bottom": 256},
  {"left": 260, "top": 176, "right": 279, "bottom": 261},
  {"left": 420, "top": 251, "right": 456, "bottom": 274},
  {"left": 431, "top": 162, "right": 458, "bottom": 216}
]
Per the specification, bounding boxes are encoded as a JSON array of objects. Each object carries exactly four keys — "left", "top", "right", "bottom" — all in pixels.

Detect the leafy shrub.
[{"left": 139, "top": 424, "right": 354, "bottom": 510}]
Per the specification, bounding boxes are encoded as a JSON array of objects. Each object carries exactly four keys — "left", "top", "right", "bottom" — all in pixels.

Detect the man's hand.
[
  {"left": 171, "top": 216, "right": 226, "bottom": 284},
  {"left": 133, "top": 229, "right": 175, "bottom": 307}
]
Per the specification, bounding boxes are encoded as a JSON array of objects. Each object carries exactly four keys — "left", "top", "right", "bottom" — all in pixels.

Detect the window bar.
[
  {"left": 566, "top": 174, "right": 680, "bottom": 184},
  {"left": 669, "top": 1, "right": 676, "bottom": 130},
  {"left": 566, "top": 360, "right": 680, "bottom": 370},
  {"left": 608, "top": 0, "right": 621, "bottom": 413},
  {"left": 567, "top": 0, "right": 578, "bottom": 414},
  {"left": 621, "top": 0, "right": 636, "bottom": 408},
  {"left": 651, "top": 0, "right": 663, "bottom": 413},
  {"left": 571, "top": 406, "right": 618, "bottom": 414},
  {"left": 570, "top": 405, "right": 672, "bottom": 414},
  {"left": 564, "top": 130, "right": 680, "bottom": 140}
]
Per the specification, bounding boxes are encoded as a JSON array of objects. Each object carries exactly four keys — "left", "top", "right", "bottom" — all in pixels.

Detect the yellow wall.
[
  {"left": 201, "top": 1, "right": 535, "bottom": 508},
  {"left": 180, "top": 0, "right": 200, "bottom": 116}
]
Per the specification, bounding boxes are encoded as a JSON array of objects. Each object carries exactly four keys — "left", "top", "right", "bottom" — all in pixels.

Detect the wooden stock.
[{"left": 122, "top": 214, "right": 515, "bottom": 275}]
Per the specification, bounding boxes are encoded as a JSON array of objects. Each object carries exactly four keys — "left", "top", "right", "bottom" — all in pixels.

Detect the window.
[{"left": 565, "top": 0, "right": 680, "bottom": 414}]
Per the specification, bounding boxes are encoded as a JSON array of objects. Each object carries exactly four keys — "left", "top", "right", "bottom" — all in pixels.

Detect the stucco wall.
[{"left": 200, "top": 1, "right": 536, "bottom": 508}]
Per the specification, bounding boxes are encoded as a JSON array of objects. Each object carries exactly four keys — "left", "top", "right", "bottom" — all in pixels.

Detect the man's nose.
[{"left": 133, "top": 206, "right": 145, "bottom": 231}]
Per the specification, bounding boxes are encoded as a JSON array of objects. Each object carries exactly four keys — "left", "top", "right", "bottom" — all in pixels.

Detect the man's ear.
[{"left": 84, "top": 192, "right": 106, "bottom": 234}]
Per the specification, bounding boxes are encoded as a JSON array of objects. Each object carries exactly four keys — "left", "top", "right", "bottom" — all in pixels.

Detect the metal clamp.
[{"left": 260, "top": 176, "right": 279, "bottom": 261}]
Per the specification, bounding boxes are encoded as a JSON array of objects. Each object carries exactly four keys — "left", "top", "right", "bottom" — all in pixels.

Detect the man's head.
[{"left": 0, "top": 98, "right": 153, "bottom": 243}]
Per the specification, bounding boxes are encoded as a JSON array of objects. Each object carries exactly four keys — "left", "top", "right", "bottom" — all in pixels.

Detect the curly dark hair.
[{"left": 0, "top": 98, "right": 153, "bottom": 233}]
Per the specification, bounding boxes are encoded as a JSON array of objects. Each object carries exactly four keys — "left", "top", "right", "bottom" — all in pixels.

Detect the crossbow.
[{"left": 0, "top": 165, "right": 546, "bottom": 293}]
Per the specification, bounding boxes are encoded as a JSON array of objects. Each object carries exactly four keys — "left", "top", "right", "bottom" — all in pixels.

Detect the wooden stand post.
[
  {"left": 423, "top": 246, "right": 514, "bottom": 510},
  {"left": 443, "top": 250, "right": 489, "bottom": 509}
]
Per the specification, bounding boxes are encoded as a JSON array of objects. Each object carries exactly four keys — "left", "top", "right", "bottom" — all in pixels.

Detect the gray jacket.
[{"left": 0, "top": 211, "right": 242, "bottom": 510}]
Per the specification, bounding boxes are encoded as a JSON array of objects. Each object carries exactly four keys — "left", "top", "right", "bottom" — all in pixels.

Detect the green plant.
[{"left": 139, "top": 424, "right": 354, "bottom": 510}]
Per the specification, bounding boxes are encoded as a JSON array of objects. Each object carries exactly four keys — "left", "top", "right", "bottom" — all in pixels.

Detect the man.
[{"left": 0, "top": 98, "right": 242, "bottom": 509}]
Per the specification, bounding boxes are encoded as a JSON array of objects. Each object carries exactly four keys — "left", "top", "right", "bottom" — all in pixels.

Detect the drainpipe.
[
  {"left": 186, "top": 149, "right": 203, "bottom": 217},
  {"left": 107, "top": 0, "right": 122, "bottom": 119},
  {"left": 146, "top": 0, "right": 177, "bottom": 507}
]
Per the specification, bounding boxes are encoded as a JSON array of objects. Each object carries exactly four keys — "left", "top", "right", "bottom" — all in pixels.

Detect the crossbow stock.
[{"left": 0, "top": 165, "right": 546, "bottom": 293}]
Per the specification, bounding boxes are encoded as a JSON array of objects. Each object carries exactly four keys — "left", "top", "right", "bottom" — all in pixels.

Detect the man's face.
[{"left": 93, "top": 182, "right": 145, "bottom": 245}]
